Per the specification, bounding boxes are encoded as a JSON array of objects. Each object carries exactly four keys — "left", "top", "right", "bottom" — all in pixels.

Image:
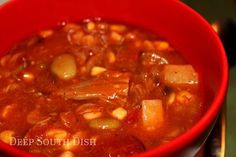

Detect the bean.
[
  {"left": 0, "top": 130, "right": 15, "bottom": 144},
  {"left": 51, "top": 54, "right": 77, "bottom": 80},
  {"left": 89, "top": 118, "right": 121, "bottom": 130}
]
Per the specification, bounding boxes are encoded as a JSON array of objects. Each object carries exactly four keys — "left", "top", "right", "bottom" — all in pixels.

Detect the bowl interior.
[{"left": 0, "top": 0, "right": 228, "bottom": 156}]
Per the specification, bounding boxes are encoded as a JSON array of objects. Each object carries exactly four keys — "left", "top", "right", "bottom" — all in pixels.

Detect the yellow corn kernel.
[
  {"left": 112, "top": 107, "right": 127, "bottom": 120},
  {"left": 110, "top": 32, "right": 123, "bottom": 43},
  {"left": 0, "top": 130, "right": 15, "bottom": 144},
  {"left": 110, "top": 24, "right": 127, "bottom": 33},
  {"left": 167, "top": 92, "right": 176, "bottom": 105},
  {"left": 22, "top": 72, "right": 35, "bottom": 82},
  {"left": 154, "top": 41, "right": 170, "bottom": 51},
  {"left": 106, "top": 51, "right": 116, "bottom": 63},
  {"left": 83, "top": 112, "right": 102, "bottom": 120},
  {"left": 46, "top": 129, "right": 68, "bottom": 140},
  {"left": 86, "top": 22, "right": 95, "bottom": 31},
  {"left": 90, "top": 66, "right": 107, "bottom": 76}
]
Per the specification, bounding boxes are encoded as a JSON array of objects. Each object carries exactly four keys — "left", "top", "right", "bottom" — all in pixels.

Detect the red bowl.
[{"left": 0, "top": 0, "right": 228, "bottom": 156}]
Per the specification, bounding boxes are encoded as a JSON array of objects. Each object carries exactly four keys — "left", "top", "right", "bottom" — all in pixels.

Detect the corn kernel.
[
  {"left": 46, "top": 129, "right": 68, "bottom": 140},
  {"left": 86, "top": 22, "right": 95, "bottom": 31},
  {"left": 0, "top": 130, "right": 15, "bottom": 144},
  {"left": 110, "top": 24, "right": 127, "bottom": 33},
  {"left": 112, "top": 107, "right": 127, "bottom": 120},
  {"left": 90, "top": 66, "right": 107, "bottom": 76},
  {"left": 22, "top": 72, "right": 35, "bottom": 82},
  {"left": 110, "top": 32, "right": 123, "bottom": 43},
  {"left": 167, "top": 92, "right": 176, "bottom": 105},
  {"left": 106, "top": 51, "right": 116, "bottom": 63},
  {"left": 154, "top": 41, "right": 170, "bottom": 51}
]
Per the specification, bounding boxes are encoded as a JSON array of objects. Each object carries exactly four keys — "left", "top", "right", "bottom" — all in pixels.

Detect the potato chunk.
[
  {"left": 142, "top": 99, "right": 164, "bottom": 131},
  {"left": 162, "top": 65, "right": 198, "bottom": 85}
]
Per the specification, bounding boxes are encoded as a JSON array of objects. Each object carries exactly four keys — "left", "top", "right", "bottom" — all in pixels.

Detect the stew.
[{"left": 0, "top": 19, "right": 203, "bottom": 157}]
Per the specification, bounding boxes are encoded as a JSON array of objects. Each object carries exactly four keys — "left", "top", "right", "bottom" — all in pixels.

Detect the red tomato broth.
[{"left": 0, "top": 20, "right": 204, "bottom": 157}]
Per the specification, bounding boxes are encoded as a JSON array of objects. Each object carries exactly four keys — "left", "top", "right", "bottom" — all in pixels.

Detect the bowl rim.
[{"left": 0, "top": 0, "right": 229, "bottom": 156}]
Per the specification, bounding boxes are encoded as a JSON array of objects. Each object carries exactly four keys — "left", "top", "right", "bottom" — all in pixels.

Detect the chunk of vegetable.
[
  {"left": 90, "top": 66, "right": 107, "bottom": 76},
  {"left": 51, "top": 54, "right": 77, "bottom": 80},
  {"left": 142, "top": 99, "right": 164, "bottom": 131},
  {"left": 162, "top": 65, "right": 198, "bottom": 85},
  {"left": 112, "top": 107, "right": 127, "bottom": 120},
  {"left": 89, "top": 118, "right": 121, "bottom": 130}
]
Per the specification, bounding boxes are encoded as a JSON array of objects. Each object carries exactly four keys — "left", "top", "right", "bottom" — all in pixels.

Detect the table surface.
[{"left": 0, "top": 0, "right": 236, "bottom": 157}]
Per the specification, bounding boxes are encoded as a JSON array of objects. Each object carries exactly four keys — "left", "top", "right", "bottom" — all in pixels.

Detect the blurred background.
[
  {"left": 182, "top": 1, "right": 236, "bottom": 157},
  {"left": 0, "top": 0, "right": 236, "bottom": 157}
]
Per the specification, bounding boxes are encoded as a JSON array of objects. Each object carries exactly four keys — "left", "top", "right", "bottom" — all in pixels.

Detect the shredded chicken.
[{"left": 56, "top": 71, "right": 130, "bottom": 103}]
